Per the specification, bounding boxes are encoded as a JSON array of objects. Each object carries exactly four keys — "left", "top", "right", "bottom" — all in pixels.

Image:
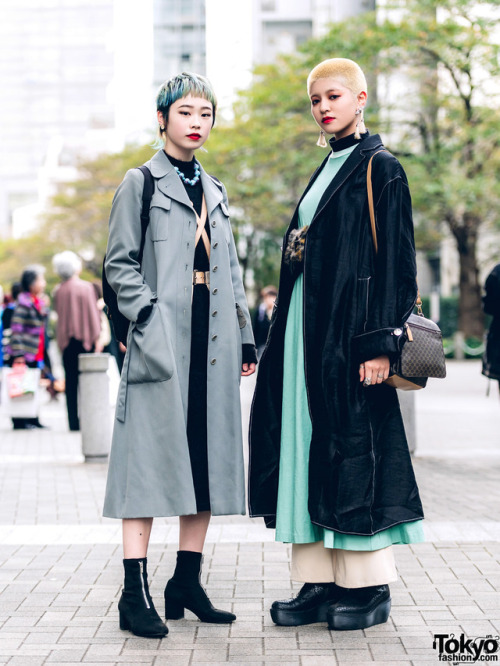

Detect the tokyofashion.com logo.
[{"left": 433, "top": 633, "right": 499, "bottom": 662}]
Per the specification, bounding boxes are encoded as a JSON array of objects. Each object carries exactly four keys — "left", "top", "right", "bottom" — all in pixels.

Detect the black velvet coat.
[{"left": 248, "top": 133, "right": 424, "bottom": 536}]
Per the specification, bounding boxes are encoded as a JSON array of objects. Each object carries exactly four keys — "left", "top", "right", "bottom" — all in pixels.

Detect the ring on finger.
[
  {"left": 377, "top": 373, "right": 384, "bottom": 379},
  {"left": 363, "top": 377, "right": 372, "bottom": 386}
]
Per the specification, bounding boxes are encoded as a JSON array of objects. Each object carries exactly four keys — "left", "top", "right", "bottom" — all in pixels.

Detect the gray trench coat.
[{"left": 102, "top": 149, "right": 254, "bottom": 519}]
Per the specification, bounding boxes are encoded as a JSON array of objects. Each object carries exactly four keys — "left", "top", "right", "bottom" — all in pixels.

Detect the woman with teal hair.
[{"left": 103, "top": 72, "right": 256, "bottom": 638}]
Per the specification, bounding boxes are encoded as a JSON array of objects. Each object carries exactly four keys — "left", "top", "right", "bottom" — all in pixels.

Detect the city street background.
[{"left": 0, "top": 359, "right": 498, "bottom": 664}]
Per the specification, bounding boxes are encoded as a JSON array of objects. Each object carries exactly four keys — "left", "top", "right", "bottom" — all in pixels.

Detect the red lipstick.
[
  {"left": 322, "top": 117, "right": 335, "bottom": 124},
  {"left": 187, "top": 133, "right": 201, "bottom": 140}
]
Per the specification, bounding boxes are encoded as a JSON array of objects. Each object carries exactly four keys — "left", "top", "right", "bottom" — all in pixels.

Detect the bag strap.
[
  {"left": 193, "top": 195, "right": 211, "bottom": 259},
  {"left": 136, "top": 165, "right": 154, "bottom": 265},
  {"left": 366, "top": 150, "right": 387, "bottom": 255},
  {"left": 366, "top": 150, "right": 423, "bottom": 314}
]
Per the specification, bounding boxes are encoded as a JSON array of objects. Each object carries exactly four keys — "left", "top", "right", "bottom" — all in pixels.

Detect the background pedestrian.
[
  {"left": 482, "top": 262, "right": 500, "bottom": 396},
  {"left": 52, "top": 251, "right": 102, "bottom": 431},
  {"left": 7, "top": 266, "right": 49, "bottom": 429},
  {"left": 253, "top": 285, "right": 277, "bottom": 359}
]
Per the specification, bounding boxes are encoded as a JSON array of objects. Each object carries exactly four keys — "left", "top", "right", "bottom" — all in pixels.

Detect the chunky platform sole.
[
  {"left": 119, "top": 610, "right": 168, "bottom": 638},
  {"left": 327, "top": 598, "right": 391, "bottom": 631},
  {"left": 270, "top": 601, "right": 332, "bottom": 627}
]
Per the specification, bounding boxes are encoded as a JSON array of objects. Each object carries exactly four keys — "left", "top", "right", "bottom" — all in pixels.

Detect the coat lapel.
[
  {"left": 148, "top": 150, "right": 223, "bottom": 215},
  {"left": 199, "top": 164, "right": 223, "bottom": 216},
  {"left": 311, "top": 134, "right": 384, "bottom": 226},
  {"left": 148, "top": 149, "right": 194, "bottom": 210}
]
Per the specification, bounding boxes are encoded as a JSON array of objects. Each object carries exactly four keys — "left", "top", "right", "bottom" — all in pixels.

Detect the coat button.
[
  {"left": 213, "top": 265, "right": 218, "bottom": 272},
  {"left": 212, "top": 288, "right": 218, "bottom": 295},
  {"left": 212, "top": 310, "right": 218, "bottom": 317},
  {"left": 213, "top": 241, "right": 218, "bottom": 249},
  {"left": 211, "top": 220, "right": 216, "bottom": 228},
  {"left": 210, "top": 358, "right": 217, "bottom": 365},
  {"left": 211, "top": 334, "right": 217, "bottom": 341}
]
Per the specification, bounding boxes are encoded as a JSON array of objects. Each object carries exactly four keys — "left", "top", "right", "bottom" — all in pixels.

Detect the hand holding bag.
[
  {"left": 367, "top": 151, "right": 446, "bottom": 391},
  {"left": 7, "top": 363, "right": 39, "bottom": 398},
  {"left": 1, "top": 365, "right": 42, "bottom": 417}
]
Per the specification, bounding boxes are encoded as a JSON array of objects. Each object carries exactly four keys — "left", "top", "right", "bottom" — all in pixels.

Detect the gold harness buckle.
[{"left": 193, "top": 270, "right": 210, "bottom": 287}]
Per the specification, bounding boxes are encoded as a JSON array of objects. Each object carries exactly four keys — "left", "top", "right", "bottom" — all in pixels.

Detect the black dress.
[{"left": 167, "top": 154, "right": 211, "bottom": 512}]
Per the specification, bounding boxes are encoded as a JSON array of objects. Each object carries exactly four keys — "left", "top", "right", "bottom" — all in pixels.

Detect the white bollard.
[{"left": 78, "top": 353, "right": 112, "bottom": 462}]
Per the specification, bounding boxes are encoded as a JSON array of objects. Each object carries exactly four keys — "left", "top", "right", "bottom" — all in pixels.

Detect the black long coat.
[{"left": 249, "top": 134, "right": 424, "bottom": 536}]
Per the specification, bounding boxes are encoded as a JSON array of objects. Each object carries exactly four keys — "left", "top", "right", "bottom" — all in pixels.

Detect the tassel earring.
[
  {"left": 316, "top": 130, "right": 327, "bottom": 148},
  {"left": 354, "top": 109, "right": 366, "bottom": 140}
]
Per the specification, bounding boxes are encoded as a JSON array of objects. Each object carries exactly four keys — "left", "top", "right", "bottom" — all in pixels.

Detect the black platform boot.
[
  {"left": 118, "top": 558, "right": 168, "bottom": 638},
  {"left": 164, "top": 550, "right": 236, "bottom": 623},
  {"left": 270, "top": 583, "right": 343, "bottom": 626},
  {"left": 327, "top": 584, "right": 391, "bottom": 631}
]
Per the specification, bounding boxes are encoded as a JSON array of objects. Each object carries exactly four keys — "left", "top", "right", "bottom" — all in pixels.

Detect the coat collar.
[
  {"left": 148, "top": 149, "right": 223, "bottom": 215},
  {"left": 311, "top": 133, "right": 383, "bottom": 226},
  {"left": 285, "top": 134, "right": 385, "bottom": 237}
]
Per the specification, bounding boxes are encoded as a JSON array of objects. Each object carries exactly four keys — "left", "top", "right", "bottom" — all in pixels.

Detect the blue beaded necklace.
[{"left": 174, "top": 162, "right": 201, "bottom": 186}]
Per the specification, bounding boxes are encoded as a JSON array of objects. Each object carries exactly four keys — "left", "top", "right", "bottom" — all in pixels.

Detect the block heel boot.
[
  {"left": 118, "top": 558, "right": 168, "bottom": 638},
  {"left": 164, "top": 550, "right": 236, "bottom": 624}
]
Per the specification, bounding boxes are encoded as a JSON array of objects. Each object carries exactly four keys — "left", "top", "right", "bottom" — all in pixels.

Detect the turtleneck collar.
[
  {"left": 164, "top": 151, "right": 196, "bottom": 176},
  {"left": 329, "top": 131, "right": 369, "bottom": 153}
]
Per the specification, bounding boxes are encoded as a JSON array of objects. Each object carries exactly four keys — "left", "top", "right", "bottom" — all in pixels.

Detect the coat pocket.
[
  {"left": 127, "top": 306, "right": 174, "bottom": 383},
  {"left": 355, "top": 277, "right": 371, "bottom": 333},
  {"left": 150, "top": 196, "right": 171, "bottom": 241}
]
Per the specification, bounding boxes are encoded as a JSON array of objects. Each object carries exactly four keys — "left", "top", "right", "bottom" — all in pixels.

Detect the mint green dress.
[{"left": 275, "top": 145, "right": 424, "bottom": 550}]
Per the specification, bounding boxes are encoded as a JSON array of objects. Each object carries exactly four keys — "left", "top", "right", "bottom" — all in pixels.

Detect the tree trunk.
[{"left": 452, "top": 221, "right": 484, "bottom": 339}]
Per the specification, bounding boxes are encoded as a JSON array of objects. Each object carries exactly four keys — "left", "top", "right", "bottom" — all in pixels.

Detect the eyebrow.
[
  {"left": 311, "top": 89, "right": 342, "bottom": 97},
  {"left": 178, "top": 103, "right": 212, "bottom": 110}
]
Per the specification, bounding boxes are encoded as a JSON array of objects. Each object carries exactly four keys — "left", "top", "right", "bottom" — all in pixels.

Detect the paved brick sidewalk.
[{"left": 0, "top": 360, "right": 499, "bottom": 665}]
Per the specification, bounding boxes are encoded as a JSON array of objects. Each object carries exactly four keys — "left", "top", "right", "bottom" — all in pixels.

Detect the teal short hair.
[{"left": 155, "top": 72, "right": 217, "bottom": 146}]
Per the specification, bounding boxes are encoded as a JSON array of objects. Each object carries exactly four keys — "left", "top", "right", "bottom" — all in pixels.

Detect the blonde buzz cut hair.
[{"left": 307, "top": 58, "right": 367, "bottom": 98}]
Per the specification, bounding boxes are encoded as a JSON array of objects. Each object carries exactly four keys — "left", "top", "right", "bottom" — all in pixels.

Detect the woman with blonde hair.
[{"left": 249, "top": 58, "right": 424, "bottom": 631}]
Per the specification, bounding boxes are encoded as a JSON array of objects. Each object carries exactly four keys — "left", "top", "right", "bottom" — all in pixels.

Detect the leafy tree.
[
  {"left": 32, "top": 0, "right": 500, "bottom": 337},
  {"left": 200, "top": 56, "right": 319, "bottom": 291},
  {"left": 0, "top": 233, "right": 58, "bottom": 294},
  {"left": 43, "top": 143, "right": 155, "bottom": 276},
  {"left": 304, "top": 0, "right": 500, "bottom": 337}
]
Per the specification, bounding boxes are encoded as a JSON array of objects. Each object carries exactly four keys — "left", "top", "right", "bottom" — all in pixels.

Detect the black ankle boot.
[
  {"left": 118, "top": 558, "right": 168, "bottom": 638},
  {"left": 164, "top": 550, "right": 236, "bottom": 624},
  {"left": 327, "top": 584, "right": 391, "bottom": 631},
  {"left": 270, "top": 582, "right": 343, "bottom": 626}
]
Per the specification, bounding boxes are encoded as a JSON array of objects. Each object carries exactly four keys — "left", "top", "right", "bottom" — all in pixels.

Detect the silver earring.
[{"left": 160, "top": 125, "right": 165, "bottom": 132}]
